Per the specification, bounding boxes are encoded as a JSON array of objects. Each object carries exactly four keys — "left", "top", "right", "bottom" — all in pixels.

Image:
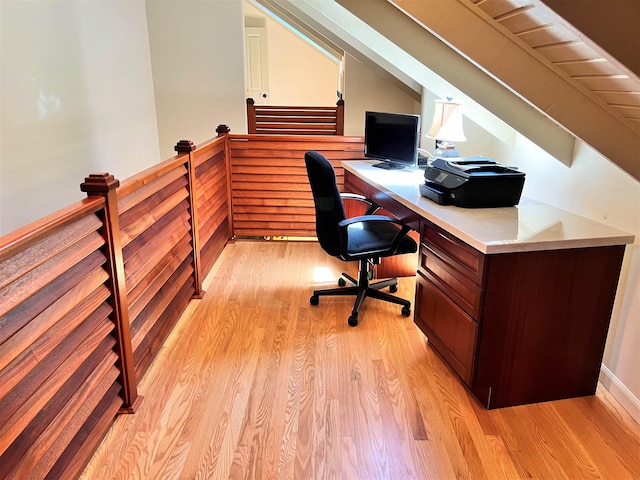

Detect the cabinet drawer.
[
  {"left": 415, "top": 273, "right": 479, "bottom": 386},
  {"left": 420, "top": 246, "right": 482, "bottom": 318},
  {"left": 422, "top": 223, "right": 484, "bottom": 283}
]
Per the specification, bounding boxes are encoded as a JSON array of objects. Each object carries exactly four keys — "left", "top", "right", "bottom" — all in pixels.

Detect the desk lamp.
[{"left": 426, "top": 98, "right": 466, "bottom": 159}]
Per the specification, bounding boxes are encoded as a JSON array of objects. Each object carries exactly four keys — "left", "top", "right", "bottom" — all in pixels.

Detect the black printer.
[{"left": 420, "top": 157, "right": 525, "bottom": 207}]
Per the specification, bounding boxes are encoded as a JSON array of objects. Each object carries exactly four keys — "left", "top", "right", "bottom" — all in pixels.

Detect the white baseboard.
[{"left": 599, "top": 364, "right": 640, "bottom": 425}]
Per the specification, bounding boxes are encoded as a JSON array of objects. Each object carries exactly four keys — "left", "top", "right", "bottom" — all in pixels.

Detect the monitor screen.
[{"left": 364, "top": 111, "right": 421, "bottom": 168}]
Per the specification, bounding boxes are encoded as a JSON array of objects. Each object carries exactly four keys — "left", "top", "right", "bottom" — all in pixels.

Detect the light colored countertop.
[{"left": 343, "top": 161, "right": 635, "bottom": 254}]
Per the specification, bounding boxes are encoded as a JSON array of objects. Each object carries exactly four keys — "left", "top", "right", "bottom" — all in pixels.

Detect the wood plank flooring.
[{"left": 81, "top": 240, "right": 640, "bottom": 479}]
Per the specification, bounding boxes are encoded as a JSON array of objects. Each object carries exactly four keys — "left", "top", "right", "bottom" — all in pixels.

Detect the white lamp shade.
[{"left": 427, "top": 99, "right": 467, "bottom": 142}]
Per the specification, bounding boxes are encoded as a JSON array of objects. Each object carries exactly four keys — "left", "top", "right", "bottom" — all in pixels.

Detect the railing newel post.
[
  {"left": 175, "top": 140, "right": 205, "bottom": 298},
  {"left": 80, "top": 172, "right": 141, "bottom": 413},
  {"left": 215, "top": 126, "right": 234, "bottom": 240}
]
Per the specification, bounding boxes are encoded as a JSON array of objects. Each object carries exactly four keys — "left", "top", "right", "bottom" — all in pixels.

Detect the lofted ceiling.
[
  {"left": 253, "top": 0, "right": 639, "bottom": 180},
  {"left": 389, "top": 0, "right": 640, "bottom": 179}
]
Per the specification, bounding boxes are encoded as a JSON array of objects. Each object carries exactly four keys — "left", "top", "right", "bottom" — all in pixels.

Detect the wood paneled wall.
[
  {"left": 228, "top": 134, "right": 364, "bottom": 238},
  {"left": 0, "top": 130, "right": 360, "bottom": 479}
]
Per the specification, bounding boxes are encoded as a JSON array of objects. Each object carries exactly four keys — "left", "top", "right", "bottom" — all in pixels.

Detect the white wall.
[
  {"left": 244, "top": 3, "right": 339, "bottom": 106},
  {"left": 343, "top": 54, "right": 420, "bottom": 135},
  {"left": 146, "top": 0, "right": 247, "bottom": 160},
  {"left": 0, "top": 0, "right": 161, "bottom": 235}
]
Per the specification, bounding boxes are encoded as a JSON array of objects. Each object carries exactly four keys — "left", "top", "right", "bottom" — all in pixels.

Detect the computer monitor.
[{"left": 364, "top": 111, "right": 421, "bottom": 169}]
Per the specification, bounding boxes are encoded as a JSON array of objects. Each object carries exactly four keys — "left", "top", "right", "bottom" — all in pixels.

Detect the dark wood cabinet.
[
  {"left": 472, "top": 244, "right": 625, "bottom": 408},
  {"left": 415, "top": 272, "right": 479, "bottom": 385},
  {"left": 415, "top": 220, "right": 485, "bottom": 386},
  {"left": 415, "top": 219, "right": 626, "bottom": 408}
]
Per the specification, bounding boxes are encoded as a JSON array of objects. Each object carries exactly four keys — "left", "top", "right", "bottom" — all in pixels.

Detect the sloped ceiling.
[
  {"left": 387, "top": 0, "right": 640, "bottom": 180},
  {"left": 254, "top": 0, "right": 639, "bottom": 180}
]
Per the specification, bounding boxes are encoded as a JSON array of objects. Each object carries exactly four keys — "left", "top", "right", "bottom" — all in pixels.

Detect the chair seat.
[{"left": 346, "top": 221, "right": 417, "bottom": 260}]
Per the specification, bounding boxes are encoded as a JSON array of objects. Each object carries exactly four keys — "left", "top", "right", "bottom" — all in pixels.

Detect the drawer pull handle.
[
  {"left": 437, "top": 230, "right": 455, "bottom": 247},
  {"left": 425, "top": 245, "right": 444, "bottom": 262}
]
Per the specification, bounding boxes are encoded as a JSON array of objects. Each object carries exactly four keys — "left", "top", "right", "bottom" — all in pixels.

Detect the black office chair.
[{"left": 304, "top": 151, "right": 418, "bottom": 326}]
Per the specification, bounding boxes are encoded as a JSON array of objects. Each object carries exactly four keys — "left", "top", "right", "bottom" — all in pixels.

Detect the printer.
[{"left": 420, "top": 157, "right": 525, "bottom": 208}]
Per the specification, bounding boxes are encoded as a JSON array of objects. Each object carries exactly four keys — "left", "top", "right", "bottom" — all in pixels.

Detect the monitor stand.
[{"left": 372, "top": 162, "right": 405, "bottom": 170}]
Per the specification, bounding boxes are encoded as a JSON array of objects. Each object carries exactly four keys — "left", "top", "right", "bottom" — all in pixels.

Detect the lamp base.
[{"left": 434, "top": 144, "right": 460, "bottom": 159}]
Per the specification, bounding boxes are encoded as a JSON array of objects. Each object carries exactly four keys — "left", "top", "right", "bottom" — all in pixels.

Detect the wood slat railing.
[
  {"left": 0, "top": 126, "right": 361, "bottom": 479},
  {"left": 185, "top": 133, "right": 232, "bottom": 277},
  {"left": 247, "top": 98, "right": 345, "bottom": 135},
  {"left": 115, "top": 156, "right": 197, "bottom": 379},
  {"left": 0, "top": 197, "right": 125, "bottom": 480},
  {"left": 228, "top": 134, "right": 364, "bottom": 238},
  {"left": 0, "top": 132, "right": 233, "bottom": 479}
]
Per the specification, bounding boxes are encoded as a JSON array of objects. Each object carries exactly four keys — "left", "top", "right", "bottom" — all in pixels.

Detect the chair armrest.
[
  {"left": 339, "top": 214, "right": 403, "bottom": 228},
  {"left": 340, "top": 192, "right": 380, "bottom": 215}
]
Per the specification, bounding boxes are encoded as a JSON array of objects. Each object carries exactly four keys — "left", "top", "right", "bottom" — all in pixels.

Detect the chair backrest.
[{"left": 304, "top": 151, "right": 346, "bottom": 257}]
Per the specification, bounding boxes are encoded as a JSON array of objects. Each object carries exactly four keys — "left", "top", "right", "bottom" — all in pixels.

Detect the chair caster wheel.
[
  {"left": 390, "top": 284, "right": 398, "bottom": 293},
  {"left": 401, "top": 306, "right": 411, "bottom": 317},
  {"left": 310, "top": 295, "right": 319, "bottom": 306},
  {"left": 348, "top": 315, "right": 358, "bottom": 327},
  {"left": 338, "top": 277, "right": 347, "bottom": 287}
]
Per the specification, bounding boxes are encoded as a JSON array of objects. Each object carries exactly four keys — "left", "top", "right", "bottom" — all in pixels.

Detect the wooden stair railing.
[{"left": 247, "top": 98, "right": 345, "bottom": 135}]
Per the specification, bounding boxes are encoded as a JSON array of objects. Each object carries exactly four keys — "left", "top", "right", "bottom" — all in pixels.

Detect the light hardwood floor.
[{"left": 81, "top": 240, "right": 640, "bottom": 479}]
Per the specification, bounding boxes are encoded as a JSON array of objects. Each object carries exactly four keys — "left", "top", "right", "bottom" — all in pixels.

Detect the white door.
[{"left": 245, "top": 27, "right": 269, "bottom": 104}]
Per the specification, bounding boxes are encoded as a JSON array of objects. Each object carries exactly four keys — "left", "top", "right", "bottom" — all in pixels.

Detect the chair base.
[{"left": 310, "top": 259, "right": 411, "bottom": 326}]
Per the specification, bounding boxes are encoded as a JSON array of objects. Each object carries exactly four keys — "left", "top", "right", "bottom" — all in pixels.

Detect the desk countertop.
[{"left": 343, "top": 161, "right": 635, "bottom": 254}]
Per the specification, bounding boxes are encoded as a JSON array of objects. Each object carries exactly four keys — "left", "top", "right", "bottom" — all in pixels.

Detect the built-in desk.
[{"left": 343, "top": 160, "right": 635, "bottom": 409}]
